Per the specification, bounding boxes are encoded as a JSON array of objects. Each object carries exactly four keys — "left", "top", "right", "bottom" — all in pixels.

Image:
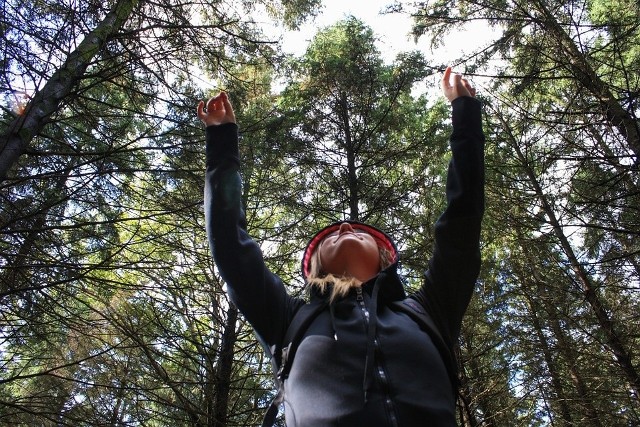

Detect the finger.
[
  {"left": 208, "top": 96, "right": 221, "bottom": 112},
  {"left": 453, "top": 73, "right": 463, "bottom": 88},
  {"left": 441, "top": 66, "right": 452, "bottom": 89},
  {"left": 221, "top": 94, "right": 234, "bottom": 114},
  {"left": 462, "top": 78, "right": 476, "bottom": 97},
  {"left": 197, "top": 100, "right": 205, "bottom": 118},
  {"left": 460, "top": 78, "right": 470, "bottom": 93}
]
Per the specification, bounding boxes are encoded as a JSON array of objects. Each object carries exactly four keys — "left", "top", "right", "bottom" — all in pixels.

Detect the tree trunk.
[
  {"left": 522, "top": 289, "right": 575, "bottom": 427},
  {"left": 500, "top": 112, "right": 640, "bottom": 398},
  {"left": 0, "top": 166, "right": 71, "bottom": 298},
  {"left": 337, "top": 91, "right": 359, "bottom": 220},
  {"left": 212, "top": 304, "right": 239, "bottom": 427},
  {"left": 0, "top": 0, "right": 139, "bottom": 183},
  {"left": 531, "top": 0, "right": 640, "bottom": 163}
]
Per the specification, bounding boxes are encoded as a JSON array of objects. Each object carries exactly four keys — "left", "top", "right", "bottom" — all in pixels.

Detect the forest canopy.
[{"left": 1, "top": 0, "right": 638, "bottom": 425}]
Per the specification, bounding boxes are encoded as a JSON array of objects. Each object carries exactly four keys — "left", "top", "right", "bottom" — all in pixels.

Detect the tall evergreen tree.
[
  {"left": 0, "top": 0, "right": 319, "bottom": 424},
  {"left": 274, "top": 17, "right": 448, "bottom": 269},
  {"left": 400, "top": 0, "right": 640, "bottom": 423}
]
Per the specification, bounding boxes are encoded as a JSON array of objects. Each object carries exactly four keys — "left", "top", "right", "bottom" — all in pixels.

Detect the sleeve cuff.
[
  {"left": 451, "top": 97, "right": 482, "bottom": 136},
  {"left": 205, "top": 122, "right": 239, "bottom": 163}
]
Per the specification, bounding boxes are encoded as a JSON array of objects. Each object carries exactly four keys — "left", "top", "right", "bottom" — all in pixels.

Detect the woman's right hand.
[
  {"left": 441, "top": 67, "right": 476, "bottom": 102},
  {"left": 197, "top": 92, "right": 236, "bottom": 126}
]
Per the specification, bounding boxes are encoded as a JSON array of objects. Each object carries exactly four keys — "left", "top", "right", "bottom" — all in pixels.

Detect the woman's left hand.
[{"left": 197, "top": 92, "right": 236, "bottom": 126}]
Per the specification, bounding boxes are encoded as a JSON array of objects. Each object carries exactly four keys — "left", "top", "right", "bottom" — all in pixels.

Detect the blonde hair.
[{"left": 305, "top": 247, "right": 395, "bottom": 301}]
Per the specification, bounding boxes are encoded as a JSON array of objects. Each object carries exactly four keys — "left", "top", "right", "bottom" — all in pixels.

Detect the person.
[{"left": 198, "top": 66, "right": 485, "bottom": 427}]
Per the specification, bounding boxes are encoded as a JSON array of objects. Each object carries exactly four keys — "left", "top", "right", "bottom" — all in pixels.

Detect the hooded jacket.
[{"left": 205, "top": 96, "right": 485, "bottom": 426}]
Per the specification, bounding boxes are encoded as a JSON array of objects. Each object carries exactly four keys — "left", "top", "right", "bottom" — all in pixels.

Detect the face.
[{"left": 316, "top": 222, "right": 381, "bottom": 283}]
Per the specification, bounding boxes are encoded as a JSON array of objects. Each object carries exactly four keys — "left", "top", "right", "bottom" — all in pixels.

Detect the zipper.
[
  {"left": 355, "top": 287, "right": 399, "bottom": 427},
  {"left": 377, "top": 353, "right": 399, "bottom": 426},
  {"left": 356, "top": 287, "right": 369, "bottom": 322}
]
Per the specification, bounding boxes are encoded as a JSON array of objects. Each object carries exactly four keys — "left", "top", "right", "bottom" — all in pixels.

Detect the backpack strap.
[
  {"left": 390, "top": 298, "right": 459, "bottom": 392},
  {"left": 278, "top": 302, "right": 327, "bottom": 382},
  {"left": 261, "top": 301, "right": 327, "bottom": 427}
]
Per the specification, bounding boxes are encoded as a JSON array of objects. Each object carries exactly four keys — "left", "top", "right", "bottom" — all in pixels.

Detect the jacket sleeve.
[
  {"left": 204, "top": 123, "right": 302, "bottom": 349},
  {"left": 412, "top": 96, "right": 485, "bottom": 349}
]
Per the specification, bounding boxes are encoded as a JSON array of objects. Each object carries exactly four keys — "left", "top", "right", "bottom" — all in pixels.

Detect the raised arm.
[
  {"left": 200, "top": 93, "right": 303, "bottom": 348},
  {"left": 412, "top": 68, "right": 485, "bottom": 348}
]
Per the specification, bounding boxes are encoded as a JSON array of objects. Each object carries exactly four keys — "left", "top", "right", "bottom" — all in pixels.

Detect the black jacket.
[{"left": 205, "top": 96, "right": 485, "bottom": 426}]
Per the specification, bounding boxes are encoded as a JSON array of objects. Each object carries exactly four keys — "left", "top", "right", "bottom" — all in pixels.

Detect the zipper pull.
[{"left": 355, "top": 287, "right": 369, "bottom": 322}]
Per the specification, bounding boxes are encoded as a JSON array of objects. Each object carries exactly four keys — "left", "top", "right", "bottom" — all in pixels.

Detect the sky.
[
  {"left": 266, "top": 0, "right": 497, "bottom": 93},
  {"left": 273, "top": 0, "right": 497, "bottom": 61},
  {"left": 279, "top": 0, "right": 417, "bottom": 60}
]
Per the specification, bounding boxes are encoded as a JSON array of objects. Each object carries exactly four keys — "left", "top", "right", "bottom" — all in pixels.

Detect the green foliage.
[
  {"left": 406, "top": 0, "right": 640, "bottom": 424},
  {"left": 2, "top": 0, "right": 639, "bottom": 425},
  {"left": 0, "top": 0, "right": 316, "bottom": 425}
]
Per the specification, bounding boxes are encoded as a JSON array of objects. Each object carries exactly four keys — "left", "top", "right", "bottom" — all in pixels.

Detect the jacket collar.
[{"left": 307, "top": 261, "right": 406, "bottom": 303}]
